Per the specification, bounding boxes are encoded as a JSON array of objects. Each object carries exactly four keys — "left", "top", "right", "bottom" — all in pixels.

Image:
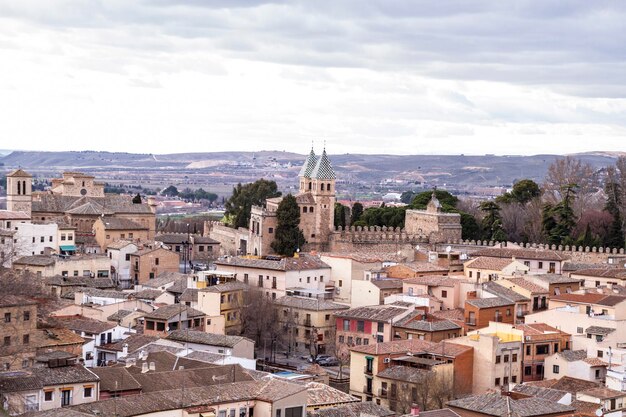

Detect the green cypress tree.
[{"left": 271, "top": 194, "right": 306, "bottom": 256}]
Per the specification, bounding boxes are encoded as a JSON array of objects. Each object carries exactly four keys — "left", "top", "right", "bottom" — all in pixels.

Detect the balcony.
[
  {"left": 364, "top": 365, "right": 373, "bottom": 375},
  {"left": 303, "top": 318, "right": 312, "bottom": 327},
  {"left": 378, "top": 388, "right": 387, "bottom": 398}
]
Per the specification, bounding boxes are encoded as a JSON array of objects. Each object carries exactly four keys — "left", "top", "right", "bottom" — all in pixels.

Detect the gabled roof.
[
  {"left": 57, "top": 316, "right": 118, "bottom": 334},
  {"left": 308, "top": 402, "right": 395, "bottom": 417},
  {"left": 0, "top": 210, "right": 30, "bottom": 220},
  {"left": 465, "top": 256, "right": 520, "bottom": 271},
  {"left": 404, "top": 275, "right": 459, "bottom": 287},
  {"left": 465, "top": 297, "right": 514, "bottom": 308},
  {"left": 471, "top": 247, "right": 569, "bottom": 261},
  {"left": 483, "top": 282, "right": 530, "bottom": 303},
  {"left": 299, "top": 147, "right": 317, "bottom": 177},
  {"left": 335, "top": 304, "right": 408, "bottom": 321},
  {"left": 99, "top": 217, "right": 148, "bottom": 230},
  {"left": 447, "top": 392, "right": 575, "bottom": 417},
  {"left": 274, "top": 296, "right": 349, "bottom": 311},
  {"left": 7, "top": 168, "right": 32, "bottom": 177},
  {"left": 559, "top": 350, "right": 587, "bottom": 362},
  {"left": 143, "top": 304, "right": 205, "bottom": 320},
  {"left": 0, "top": 365, "right": 98, "bottom": 392},
  {"left": 505, "top": 278, "right": 549, "bottom": 294},
  {"left": 215, "top": 255, "right": 330, "bottom": 271},
  {"left": 305, "top": 381, "right": 359, "bottom": 407},
  {"left": 572, "top": 268, "right": 626, "bottom": 279},
  {"left": 310, "top": 149, "right": 336, "bottom": 180},
  {"left": 525, "top": 376, "right": 600, "bottom": 394},
  {"left": 166, "top": 329, "right": 252, "bottom": 348}
]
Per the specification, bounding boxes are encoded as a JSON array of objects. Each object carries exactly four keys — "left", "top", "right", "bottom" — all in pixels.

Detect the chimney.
[
  {"left": 149, "top": 361, "right": 156, "bottom": 371},
  {"left": 121, "top": 343, "right": 128, "bottom": 357},
  {"left": 142, "top": 362, "right": 149, "bottom": 373},
  {"left": 411, "top": 404, "right": 420, "bottom": 416}
]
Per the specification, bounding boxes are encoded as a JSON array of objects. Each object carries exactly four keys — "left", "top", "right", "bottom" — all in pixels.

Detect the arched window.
[
  {"left": 23, "top": 181, "right": 26, "bottom": 194},
  {"left": 17, "top": 181, "right": 21, "bottom": 195},
  {"left": 308, "top": 182, "right": 312, "bottom": 190}
]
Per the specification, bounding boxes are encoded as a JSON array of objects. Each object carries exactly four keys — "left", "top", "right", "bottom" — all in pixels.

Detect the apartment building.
[{"left": 129, "top": 246, "right": 180, "bottom": 285}]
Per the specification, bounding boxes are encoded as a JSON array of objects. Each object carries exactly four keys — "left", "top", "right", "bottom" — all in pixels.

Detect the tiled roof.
[
  {"left": 100, "top": 217, "right": 148, "bottom": 230},
  {"left": 510, "top": 384, "right": 569, "bottom": 402},
  {"left": 350, "top": 338, "right": 436, "bottom": 355},
  {"left": 305, "top": 381, "right": 359, "bottom": 407},
  {"left": 215, "top": 254, "right": 330, "bottom": 271},
  {"left": 569, "top": 400, "right": 602, "bottom": 417},
  {"left": 44, "top": 275, "right": 115, "bottom": 288},
  {"left": 471, "top": 247, "right": 569, "bottom": 261},
  {"left": 416, "top": 409, "right": 462, "bottom": 417},
  {"left": 166, "top": 329, "right": 251, "bottom": 348},
  {"left": 585, "top": 326, "right": 615, "bottom": 336},
  {"left": 310, "top": 149, "right": 336, "bottom": 179},
  {"left": 90, "top": 367, "right": 141, "bottom": 392},
  {"left": 322, "top": 250, "right": 406, "bottom": 263},
  {"left": 432, "top": 308, "right": 465, "bottom": 321},
  {"left": 13, "top": 255, "right": 55, "bottom": 266},
  {"left": 515, "top": 323, "right": 569, "bottom": 337},
  {"left": 308, "top": 402, "right": 395, "bottom": 417},
  {"left": 299, "top": 147, "right": 317, "bottom": 177},
  {"left": 133, "top": 289, "right": 165, "bottom": 300},
  {"left": 532, "top": 274, "right": 583, "bottom": 284},
  {"left": 67, "top": 379, "right": 306, "bottom": 417},
  {"left": 131, "top": 364, "right": 254, "bottom": 393},
  {"left": 141, "top": 272, "right": 187, "bottom": 288},
  {"left": 0, "top": 365, "right": 98, "bottom": 392},
  {"left": 335, "top": 305, "right": 408, "bottom": 321},
  {"left": 7, "top": 168, "right": 32, "bottom": 178},
  {"left": 390, "top": 261, "right": 449, "bottom": 273},
  {"left": 579, "top": 387, "right": 626, "bottom": 399},
  {"left": 465, "top": 297, "right": 514, "bottom": 308},
  {"left": 143, "top": 304, "right": 205, "bottom": 320},
  {"left": 106, "top": 240, "right": 137, "bottom": 250},
  {"left": 275, "top": 296, "right": 349, "bottom": 311},
  {"left": 394, "top": 312, "right": 461, "bottom": 332},
  {"left": 180, "top": 288, "right": 199, "bottom": 302},
  {"left": 377, "top": 365, "right": 428, "bottom": 383},
  {"left": 524, "top": 376, "right": 600, "bottom": 394},
  {"left": 106, "top": 309, "right": 134, "bottom": 322},
  {"left": 583, "top": 357, "right": 608, "bottom": 367},
  {"left": 371, "top": 279, "right": 404, "bottom": 290},
  {"left": 404, "top": 275, "right": 459, "bottom": 287},
  {"left": 0, "top": 210, "right": 30, "bottom": 220},
  {"left": 563, "top": 262, "right": 616, "bottom": 272},
  {"left": 57, "top": 317, "right": 117, "bottom": 334},
  {"left": 447, "top": 392, "right": 575, "bottom": 417},
  {"left": 505, "top": 278, "right": 548, "bottom": 294},
  {"left": 465, "top": 257, "right": 519, "bottom": 271},
  {"left": 551, "top": 293, "right": 626, "bottom": 306},
  {"left": 483, "top": 282, "right": 530, "bottom": 302},
  {"left": 572, "top": 268, "right": 626, "bottom": 279},
  {"left": 32, "top": 194, "right": 153, "bottom": 215},
  {"left": 0, "top": 295, "right": 36, "bottom": 307},
  {"left": 559, "top": 350, "right": 587, "bottom": 362},
  {"left": 200, "top": 281, "right": 248, "bottom": 293}
]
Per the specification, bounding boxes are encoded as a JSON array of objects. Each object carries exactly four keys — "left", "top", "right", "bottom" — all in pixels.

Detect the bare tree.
[
  {"left": 324, "top": 326, "right": 350, "bottom": 379},
  {"left": 544, "top": 156, "right": 600, "bottom": 216},
  {"left": 239, "top": 288, "right": 282, "bottom": 355}
]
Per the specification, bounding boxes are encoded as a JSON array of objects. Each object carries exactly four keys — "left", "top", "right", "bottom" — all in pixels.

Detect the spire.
[
  {"left": 310, "top": 148, "right": 336, "bottom": 180},
  {"left": 299, "top": 147, "right": 317, "bottom": 178},
  {"left": 427, "top": 188, "right": 441, "bottom": 213}
]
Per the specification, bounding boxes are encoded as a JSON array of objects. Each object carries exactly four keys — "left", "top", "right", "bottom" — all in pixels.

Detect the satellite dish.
[
  {"left": 595, "top": 409, "right": 603, "bottom": 417},
  {"left": 445, "top": 246, "right": 452, "bottom": 253}
]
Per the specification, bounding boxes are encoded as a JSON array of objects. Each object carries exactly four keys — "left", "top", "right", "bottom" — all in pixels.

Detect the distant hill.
[{"left": 0, "top": 150, "right": 622, "bottom": 189}]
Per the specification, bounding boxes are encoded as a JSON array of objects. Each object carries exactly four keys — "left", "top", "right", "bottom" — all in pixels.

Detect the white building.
[{"left": 106, "top": 240, "right": 138, "bottom": 288}]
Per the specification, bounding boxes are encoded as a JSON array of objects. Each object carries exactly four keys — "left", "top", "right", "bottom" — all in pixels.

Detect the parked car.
[
  {"left": 307, "top": 354, "right": 331, "bottom": 363},
  {"left": 318, "top": 357, "right": 339, "bottom": 366}
]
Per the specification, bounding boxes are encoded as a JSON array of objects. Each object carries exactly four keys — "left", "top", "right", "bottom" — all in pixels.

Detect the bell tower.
[
  {"left": 309, "top": 148, "right": 336, "bottom": 246},
  {"left": 6, "top": 169, "right": 32, "bottom": 217},
  {"left": 299, "top": 147, "right": 317, "bottom": 194}
]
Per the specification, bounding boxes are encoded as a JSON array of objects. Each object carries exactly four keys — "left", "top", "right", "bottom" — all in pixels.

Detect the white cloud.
[{"left": 0, "top": 1, "right": 625, "bottom": 155}]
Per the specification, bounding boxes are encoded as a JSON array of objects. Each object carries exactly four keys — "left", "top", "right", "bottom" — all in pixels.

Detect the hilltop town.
[{"left": 0, "top": 150, "right": 625, "bottom": 417}]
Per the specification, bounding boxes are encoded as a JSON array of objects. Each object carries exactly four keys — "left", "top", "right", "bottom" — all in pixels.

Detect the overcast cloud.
[{"left": 1, "top": 1, "right": 625, "bottom": 155}]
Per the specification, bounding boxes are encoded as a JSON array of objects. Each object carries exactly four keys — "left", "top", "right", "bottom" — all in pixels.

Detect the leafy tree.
[
  {"left": 161, "top": 185, "right": 179, "bottom": 197},
  {"left": 542, "top": 184, "right": 578, "bottom": 245},
  {"left": 224, "top": 179, "right": 281, "bottom": 229},
  {"left": 409, "top": 190, "right": 459, "bottom": 211},
  {"left": 400, "top": 190, "right": 417, "bottom": 205},
  {"left": 334, "top": 203, "right": 349, "bottom": 229},
  {"left": 460, "top": 212, "right": 481, "bottom": 240},
  {"left": 271, "top": 194, "right": 306, "bottom": 256},
  {"left": 359, "top": 206, "right": 406, "bottom": 229},
  {"left": 497, "top": 179, "right": 541, "bottom": 204},
  {"left": 604, "top": 180, "right": 624, "bottom": 248},
  {"left": 132, "top": 193, "right": 142, "bottom": 204},
  {"left": 480, "top": 201, "right": 507, "bottom": 241},
  {"left": 350, "top": 202, "right": 364, "bottom": 225}
]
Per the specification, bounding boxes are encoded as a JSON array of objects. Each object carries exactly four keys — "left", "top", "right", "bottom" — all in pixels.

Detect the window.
[
  {"left": 129, "top": 233, "right": 133, "bottom": 238},
  {"left": 512, "top": 376, "right": 517, "bottom": 383},
  {"left": 526, "top": 345, "right": 531, "bottom": 355},
  {"left": 268, "top": 227, "right": 274, "bottom": 234},
  {"left": 477, "top": 272, "right": 481, "bottom": 280},
  {"left": 22, "top": 359, "right": 29, "bottom": 368},
  {"left": 146, "top": 320, "right": 155, "bottom": 330},
  {"left": 285, "top": 406, "right": 304, "bottom": 417},
  {"left": 258, "top": 275, "right": 263, "bottom": 287},
  {"left": 554, "top": 343, "right": 559, "bottom": 353},
  {"left": 338, "top": 280, "right": 343, "bottom": 287},
  {"left": 441, "top": 290, "right": 447, "bottom": 298},
  {"left": 595, "top": 369, "right": 601, "bottom": 379},
  {"left": 377, "top": 322, "right": 384, "bottom": 333},
  {"left": 68, "top": 234, "right": 73, "bottom": 241},
  {"left": 309, "top": 207, "right": 314, "bottom": 213},
  {"left": 495, "top": 377, "right": 500, "bottom": 386},
  {"left": 40, "top": 236, "right": 44, "bottom": 242},
  {"left": 503, "top": 376, "right": 509, "bottom": 385},
  {"left": 338, "top": 335, "right": 344, "bottom": 343},
  {"left": 84, "top": 386, "right": 93, "bottom": 398},
  {"left": 357, "top": 321, "right": 365, "bottom": 332},
  {"left": 347, "top": 336, "right": 353, "bottom": 345},
  {"left": 598, "top": 350, "right": 604, "bottom": 358},
  {"left": 320, "top": 275, "right": 324, "bottom": 282},
  {"left": 303, "top": 207, "right": 308, "bottom": 213},
  {"left": 23, "top": 334, "right": 29, "bottom": 344},
  {"left": 495, "top": 355, "right": 501, "bottom": 364},
  {"left": 343, "top": 319, "right": 350, "bottom": 331},
  {"left": 155, "top": 258, "right": 159, "bottom": 265},
  {"left": 536, "top": 344, "right": 549, "bottom": 355},
  {"left": 512, "top": 353, "right": 518, "bottom": 362},
  {"left": 244, "top": 273, "right": 249, "bottom": 284},
  {"left": 577, "top": 326, "right": 583, "bottom": 334},
  {"left": 524, "top": 366, "right": 532, "bottom": 375},
  {"left": 325, "top": 314, "right": 330, "bottom": 321},
  {"left": 230, "top": 409, "right": 236, "bottom": 417},
  {"left": 219, "top": 411, "right": 227, "bottom": 417},
  {"left": 306, "top": 276, "right": 310, "bottom": 283},
  {"left": 3, "top": 336, "right": 10, "bottom": 346},
  {"left": 553, "top": 365, "right": 560, "bottom": 374},
  {"left": 504, "top": 354, "right": 509, "bottom": 363},
  {"left": 363, "top": 338, "right": 369, "bottom": 345},
  {"left": 25, "top": 394, "right": 38, "bottom": 412},
  {"left": 356, "top": 337, "right": 362, "bottom": 345},
  {"left": 44, "top": 391, "right": 53, "bottom": 401},
  {"left": 120, "top": 234, "right": 125, "bottom": 239},
  {"left": 538, "top": 261, "right": 543, "bottom": 269},
  {"left": 61, "top": 234, "right": 66, "bottom": 241}
]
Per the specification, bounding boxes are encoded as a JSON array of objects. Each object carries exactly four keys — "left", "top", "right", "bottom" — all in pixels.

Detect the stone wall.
[{"left": 204, "top": 221, "right": 249, "bottom": 256}]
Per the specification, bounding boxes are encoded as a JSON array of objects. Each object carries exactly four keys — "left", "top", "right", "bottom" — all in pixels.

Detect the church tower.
[
  {"left": 299, "top": 147, "right": 317, "bottom": 194},
  {"left": 308, "top": 148, "right": 336, "bottom": 247},
  {"left": 6, "top": 169, "right": 32, "bottom": 217}
]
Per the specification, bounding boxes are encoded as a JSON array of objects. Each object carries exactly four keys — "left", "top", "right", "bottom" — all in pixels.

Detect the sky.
[{"left": 1, "top": 1, "right": 626, "bottom": 156}]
